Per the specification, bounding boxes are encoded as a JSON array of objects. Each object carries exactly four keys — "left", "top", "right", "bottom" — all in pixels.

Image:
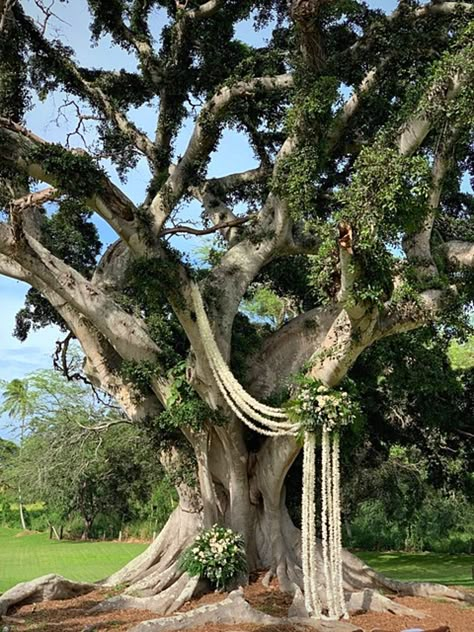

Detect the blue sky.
[{"left": 0, "top": 0, "right": 410, "bottom": 437}]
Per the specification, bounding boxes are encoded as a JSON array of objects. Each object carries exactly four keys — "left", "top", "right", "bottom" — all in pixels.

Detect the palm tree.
[{"left": 1, "top": 378, "right": 34, "bottom": 530}]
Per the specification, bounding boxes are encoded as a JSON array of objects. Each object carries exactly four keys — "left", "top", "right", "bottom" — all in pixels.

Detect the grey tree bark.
[{"left": 1, "top": 1, "right": 474, "bottom": 625}]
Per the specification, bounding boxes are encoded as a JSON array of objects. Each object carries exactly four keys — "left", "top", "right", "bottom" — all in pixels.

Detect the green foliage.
[
  {"left": 334, "top": 143, "right": 432, "bottom": 305},
  {"left": 448, "top": 335, "right": 474, "bottom": 370},
  {"left": 156, "top": 361, "right": 224, "bottom": 436},
  {"left": 0, "top": 3, "right": 29, "bottom": 122},
  {"left": 419, "top": 21, "right": 474, "bottom": 127},
  {"left": 29, "top": 144, "right": 104, "bottom": 199},
  {"left": 349, "top": 492, "right": 474, "bottom": 554},
  {"left": 120, "top": 359, "right": 162, "bottom": 393},
  {"left": 338, "top": 144, "right": 432, "bottom": 242},
  {"left": 241, "top": 285, "right": 286, "bottom": 328},
  {"left": 1, "top": 370, "right": 166, "bottom": 538},
  {"left": 181, "top": 524, "right": 247, "bottom": 590},
  {"left": 273, "top": 76, "right": 340, "bottom": 222}
]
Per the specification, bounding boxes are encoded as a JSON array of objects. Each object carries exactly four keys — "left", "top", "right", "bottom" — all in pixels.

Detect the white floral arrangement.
[
  {"left": 181, "top": 524, "right": 247, "bottom": 590},
  {"left": 287, "top": 378, "right": 359, "bottom": 433}
]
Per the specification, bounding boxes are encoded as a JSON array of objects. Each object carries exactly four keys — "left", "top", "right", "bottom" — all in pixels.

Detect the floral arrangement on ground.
[{"left": 181, "top": 524, "right": 247, "bottom": 590}]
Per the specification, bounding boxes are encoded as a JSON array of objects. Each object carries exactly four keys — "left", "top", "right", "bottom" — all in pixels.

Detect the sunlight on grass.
[
  {"left": 0, "top": 527, "right": 148, "bottom": 593},
  {"left": 355, "top": 550, "right": 474, "bottom": 588},
  {"left": 1, "top": 527, "right": 473, "bottom": 595}
]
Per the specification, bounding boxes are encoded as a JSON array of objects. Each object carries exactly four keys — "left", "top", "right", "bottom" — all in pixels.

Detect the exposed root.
[
  {"left": 346, "top": 589, "right": 425, "bottom": 618},
  {"left": 341, "top": 548, "right": 474, "bottom": 604},
  {"left": 128, "top": 587, "right": 363, "bottom": 632},
  {"left": 103, "top": 506, "right": 201, "bottom": 590},
  {"left": 0, "top": 574, "right": 95, "bottom": 617},
  {"left": 373, "top": 573, "right": 474, "bottom": 603},
  {"left": 89, "top": 573, "right": 200, "bottom": 616}
]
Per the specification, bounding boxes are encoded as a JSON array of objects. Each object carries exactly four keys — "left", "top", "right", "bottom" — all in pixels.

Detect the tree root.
[
  {"left": 341, "top": 548, "right": 474, "bottom": 605},
  {"left": 346, "top": 589, "right": 425, "bottom": 617},
  {"left": 0, "top": 574, "right": 95, "bottom": 616},
  {"left": 102, "top": 506, "right": 200, "bottom": 592},
  {"left": 127, "top": 588, "right": 363, "bottom": 632},
  {"left": 89, "top": 573, "right": 201, "bottom": 616}
]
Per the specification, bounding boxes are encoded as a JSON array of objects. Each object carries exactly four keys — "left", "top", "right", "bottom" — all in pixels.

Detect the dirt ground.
[{"left": 4, "top": 578, "right": 474, "bottom": 632}]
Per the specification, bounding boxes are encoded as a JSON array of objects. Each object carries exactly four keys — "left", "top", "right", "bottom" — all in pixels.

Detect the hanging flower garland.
[
  {"left": 191, "top": 283, "right": 359, "bottom": 620},
  {"left": 287, "top": 379, "right": 359, "bottom": 619}
]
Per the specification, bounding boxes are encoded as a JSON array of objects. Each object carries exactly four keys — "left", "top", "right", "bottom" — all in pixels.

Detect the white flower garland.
[
  {"left": 302, "top": 431, "right": 322, "bottom": 617},
  {"left": 191, "top": 282, "right": 347, "bottom": 620}
]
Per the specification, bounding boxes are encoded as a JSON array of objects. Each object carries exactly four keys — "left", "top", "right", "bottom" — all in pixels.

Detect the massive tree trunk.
[
  {"left": 93, "top": 416, "right": 474, "bottom": 618},
  {"left": 1, "top": 1, "right": 474, "bottom": 625}
]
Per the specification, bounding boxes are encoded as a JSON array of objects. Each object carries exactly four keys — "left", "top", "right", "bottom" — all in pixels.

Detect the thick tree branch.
[
  {"left": 0, "top": 120, "right": 138, "bottom": 244},
  {"left": 189, "top": 184, "right": 240, "bottom": 242},
  {"left": 441, "top": 240, "right": 474, "bottom": 267},
  {"left": 150, "top": 74, "right": 293, "bottom": 232},
  {"left": 246, "top": 304, "right": 341, "bottom": 399},
  {"left": 0, "top": 221, "right": 161, "bottom": 365},
  {"left": 403, "top": 144, "right": 452, "bottom": 279},
  {"left": 377, "top": 288, "right": 454, "bottom": 338},
  {"left": 397, "top": 71, "right": 469, "bottom": 156},
  {"left": 185, "top": 0, "right": 224, "bottom": 20},
  {"left": 9, "top": 187, "right": 58, "bottom": 210},
  {"left": 0, "top": 251, "right": 169, "bottom": 410},
  {"left": 206, "top": 166, "right": 270, "bottom": 194}
]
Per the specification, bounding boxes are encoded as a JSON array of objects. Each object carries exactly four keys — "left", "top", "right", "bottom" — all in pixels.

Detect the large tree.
[{"left": 0, "top": 0, "right": 473, "bottom": 625}]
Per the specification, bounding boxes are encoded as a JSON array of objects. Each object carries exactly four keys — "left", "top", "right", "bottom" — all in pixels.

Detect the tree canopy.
[{"left": 0, "top": 0, "right": 473, "bottom": 619}]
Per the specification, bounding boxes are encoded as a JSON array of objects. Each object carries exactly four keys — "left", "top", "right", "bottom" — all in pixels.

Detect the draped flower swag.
[{"left": 191, "top": 283, "right": 359, "bottom": 620}]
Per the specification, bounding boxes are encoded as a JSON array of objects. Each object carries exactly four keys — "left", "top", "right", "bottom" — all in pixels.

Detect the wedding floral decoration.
[
  {"left": 191, "top": 282, "right": 357, "bottom": 619},
  {"left": 181, "top": 524, "right": 247, "bottom": 590}
]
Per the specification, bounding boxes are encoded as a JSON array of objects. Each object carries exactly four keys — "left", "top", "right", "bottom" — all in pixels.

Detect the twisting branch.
[
  {"left": 0, "top": 0, "right": 15, "bottom": 32},
  {"left": 403, "top": 128, "right": 456, "bottom": 279},
  {"left": 14, "top": 4, "right": 156, "bottom": 162},
  {"left": 9, "top": 187, "right": 58, "bottom": 210},
  {"left": 290, "top": 0, "right": 330, "bottom": 71},
  {"left": 0, "top": 119, "right": 138, "bottom": 243},
  {"left": 441, "top": 241, "right": 474, "bottom": 268},
  {"left": 185, "top": 0, "right": 224, "bottom": 20},
  {"left": 397, "top": 70, "right": 470, "bottom": 156},
  {"left": 377, "top": 288, "right": 456, "bottom": 338},
  {"left": 205, "top": 166, "right": 271, "bottom": 195},
  {"left": 159, "top": 214, "right": 256, "bottom": 239}
]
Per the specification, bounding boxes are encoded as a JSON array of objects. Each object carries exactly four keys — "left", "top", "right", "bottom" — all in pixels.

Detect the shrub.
[
  {"left": 348, "top": 492, "right": 474, "bottom": 553},
  {"left": 181, "top": 524, "right": 247, "bottom": 590}
]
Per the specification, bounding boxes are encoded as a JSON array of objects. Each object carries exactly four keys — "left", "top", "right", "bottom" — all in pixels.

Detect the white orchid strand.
[
  {"left": 190, "top": 282, "right": 350, "bottom": 621},
  {"left": 192, "top": 284, "right": 289, "bottom": 420},
  {"left": 306, "top": 432, "right": 322, "bottom": 617},
  {"left": 321, "top": 426, "right": 336, "bottom": 618},
  {"left": 210, "top": 362, "right": 287, "bottom": 436},
  {"left": 332, "top": 432, "right": 347, "bottom": 618},
  {"left": 302, "top": 431, "right": 312, "bottom": 613},
  {"left": 194, "top": 289, "right": 296, "bottom": 433}
]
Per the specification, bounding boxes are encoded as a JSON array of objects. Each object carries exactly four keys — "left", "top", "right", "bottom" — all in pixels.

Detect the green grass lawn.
[
  {"left": 1, "top": 527, "right": 473, "bottom": 595},
  {"left": 356, "top": 550, "right": 474, "bottom": 588},
  {"left": 0, "top": 527, "right": 148, "bottom": 594}
]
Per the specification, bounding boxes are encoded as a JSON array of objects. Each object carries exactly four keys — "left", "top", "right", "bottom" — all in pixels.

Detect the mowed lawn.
[
  {"left": 357, "top": 550, "right": 474, "bottom": 588},
  {"left": 1, "top": 527, "right": 473, "bottom": 594},
  {"left": 0, "top": 527, "right": 148, "bottom": 593}
]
